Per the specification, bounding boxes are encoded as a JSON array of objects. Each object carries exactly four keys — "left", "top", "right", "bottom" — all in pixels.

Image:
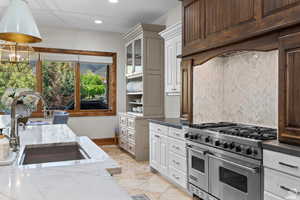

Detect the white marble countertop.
[{"left": 0, "top": 124, "right": 131, "bottom": 200}]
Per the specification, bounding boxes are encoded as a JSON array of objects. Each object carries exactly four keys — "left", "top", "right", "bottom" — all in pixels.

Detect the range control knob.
[
  {"left": 253, "top": 149, "right": 258, "bottom": 155},
  {"left": 191, "top": 134, "right": 199, "bottom": 140},
  {"left": 184, "top": 133, "right": 189, "bottom": 138},
  {"left": 215, "top": 141, "right": 221, "bottom": 146},
  {"left": 223, "top": 143, "right": 229, "bottom": 149},
  {"left": 246, "top": 148, "right": 253, "bottom": 155},
  {"left": 229, "top": 142, "right": 235, "bottom": 149},
  {"left": 235, "top": 145, "right": 242, "bottom": 152},
  {"left": 205, "top": 137, "right": 210, "bottom": 143}
]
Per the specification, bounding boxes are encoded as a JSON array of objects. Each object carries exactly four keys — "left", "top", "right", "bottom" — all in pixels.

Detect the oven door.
[
  {"left": 208, "top": 154, "right": 261, "bottom": 200},
  {"left": 187, "top": 145, "right": 209, "bottom": 192}
]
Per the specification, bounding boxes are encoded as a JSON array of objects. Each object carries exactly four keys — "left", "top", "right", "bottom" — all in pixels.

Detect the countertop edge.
[
  {"left": 263, "top": 140, "right": 300, "bottom": 157},
  {"left": 148, "top": 118, "right": 187, "bottom": 129}
]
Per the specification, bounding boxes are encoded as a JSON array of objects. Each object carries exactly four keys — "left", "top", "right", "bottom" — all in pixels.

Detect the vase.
[{"left": 15, "top": 101, "right": 31, "bottom": 125}]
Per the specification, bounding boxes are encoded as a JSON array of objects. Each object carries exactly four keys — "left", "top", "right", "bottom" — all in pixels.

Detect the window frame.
[{"left": 21, "top": 47, "right": 116, "bottom": 117}]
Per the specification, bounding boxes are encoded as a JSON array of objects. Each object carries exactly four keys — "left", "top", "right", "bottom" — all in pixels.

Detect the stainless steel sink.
[{"left": 19, "top": 142, "right": 90, "bottom": 165}]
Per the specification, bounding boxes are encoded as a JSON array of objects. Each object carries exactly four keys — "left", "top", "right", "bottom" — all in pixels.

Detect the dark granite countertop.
[
  {"left": 148, "top": 118, "right": 189, "bottom": 129},
  {"left": 263, "top": 140, "right": 300, "bottom": 157}
]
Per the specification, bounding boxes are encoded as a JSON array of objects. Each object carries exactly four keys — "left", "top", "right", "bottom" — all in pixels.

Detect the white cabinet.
[
  {"left": 150, "top": 133, "right": 160, "bottom": 169},
  {"left": 149, "top": 122, "right": 188, "bottom": 190},
  {"left": 160, "top": 135, "right": 169, "bottom": 175},
  {"left": 160, "top": 22, "right": 182, "bottom": 95},
  {"left": 263, "top": 149, "right": 300, "bottom": 200}
]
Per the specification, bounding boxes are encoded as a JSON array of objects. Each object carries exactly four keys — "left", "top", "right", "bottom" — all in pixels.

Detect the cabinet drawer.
[
  {"left": 264, "top": 192, "right": 284, "bottom": 200},
  {"left": 127, "top": 118, "right": 135, "bottom": 129},
  {"left": 127, "top": 129, "right": 135, "bottom": 144},
  {"left": 119, "top": 115, "right": 127, "bottom": 127},
  {"left": 120, "top": 127, "right": 128, "bottom": 138},
  {"left": 169, "top": 137, "right": 186, "bottom": 157},
  {"left": 264, "top": 150, "right": 300, "bottom": 177},
  {"left": 149, "top": 123, "right": 168, "bottom": 136},
  {"left": 128, "top": 142, "right": 135, "bottom": 155},
  {"left": 169, "top": 166, "right": 187, "bottom": 189},
  {"left": 119, "top": 138, "right": 127, "bottom": 150},
  {"left": 169, "top": 127, "right": 185, "bottom": 140},
  {"left": 169, "top": 152, "right": 187, "bottom": 173},
  {"left": 265, "top": 168, "right": 300, "bottom": 199}
]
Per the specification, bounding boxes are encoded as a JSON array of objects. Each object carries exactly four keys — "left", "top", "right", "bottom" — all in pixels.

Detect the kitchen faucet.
[{"left": 10, "top": 91, "right": 48, "bottom": 152}]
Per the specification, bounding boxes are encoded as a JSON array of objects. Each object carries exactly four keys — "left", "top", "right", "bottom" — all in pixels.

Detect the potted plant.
[{"left": 1, "top": 88, "right": 39, "bottom": 124}]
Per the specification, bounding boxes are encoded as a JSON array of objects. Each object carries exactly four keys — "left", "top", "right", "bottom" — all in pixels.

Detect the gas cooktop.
[
  {"left": 186, "top": 122, "right": 278, "bottom": 159},
  {"left": 189, "top": 122, "right": 277, "bottom": 141}
]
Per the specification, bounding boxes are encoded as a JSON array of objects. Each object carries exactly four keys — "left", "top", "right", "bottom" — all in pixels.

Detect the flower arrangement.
[{"left": 1, "top": 88, "right": 39, "bottom": 113}]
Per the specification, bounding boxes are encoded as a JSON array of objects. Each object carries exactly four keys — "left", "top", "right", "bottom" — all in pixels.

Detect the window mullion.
[
  {"left": 36, "top": 54, "right": 43, "bottom": 113},
  {"left": 75, "top": 62, "right": 81, "bottom": 112}
]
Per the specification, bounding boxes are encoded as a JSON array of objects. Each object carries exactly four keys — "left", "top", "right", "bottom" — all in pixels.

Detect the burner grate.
[{"left": 217, "top": 126, "right": 277, "bottom": 140}]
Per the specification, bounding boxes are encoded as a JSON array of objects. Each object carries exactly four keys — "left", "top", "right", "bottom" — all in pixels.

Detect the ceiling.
[{"left": 0, "top": 0, "right": 179, "bottom": 33}]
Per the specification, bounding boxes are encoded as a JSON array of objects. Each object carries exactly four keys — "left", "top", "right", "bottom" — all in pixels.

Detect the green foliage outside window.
[
  {"left": 80, "top": 70, "right": 106, "bottom": 100},
  {"left": 0, "top": 61, "right": 108, "bottom": 111},
  {"left": 42, "top": 61, "right": 75, "bottom": 110},
  {"left": 0, "top": 63, "right": 36, "bottom": 111}
]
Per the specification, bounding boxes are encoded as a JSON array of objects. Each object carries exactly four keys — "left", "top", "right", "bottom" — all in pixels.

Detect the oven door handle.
[
  {"left": 187, "top": 145, "right": 209, "bottom": 155},
  {"left": 208, "top": 154, "right": 259, "bottom": 174}
]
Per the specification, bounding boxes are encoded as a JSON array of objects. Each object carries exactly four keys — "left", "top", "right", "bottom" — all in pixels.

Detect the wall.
[
  {"left": 36, "top": 26, "right": 126, "bottom": 139},
  {"left": 193, "top": 51, "right": 278, "bottom": 128},
  {"left": 153, "top": 3, "right": 182, "bottom": 28},
  {"left": 153, "top": 2, "right": 182, "bottom": 118}
]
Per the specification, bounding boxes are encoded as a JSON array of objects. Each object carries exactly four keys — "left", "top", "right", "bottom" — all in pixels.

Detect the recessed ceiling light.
[
  {"left": 94, "top": 20, "right": 103, "bottom": 24},
  {"left": 109, "top": 0, "right": 119, "bottom": 3}
]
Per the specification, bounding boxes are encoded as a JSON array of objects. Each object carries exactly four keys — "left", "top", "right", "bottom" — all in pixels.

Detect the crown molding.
[
  {"left": 159, "top": 22, "right": 182, "bottom": 41},
  {"left": 123, "top": 23, "right": 165, "bottom": 42}
]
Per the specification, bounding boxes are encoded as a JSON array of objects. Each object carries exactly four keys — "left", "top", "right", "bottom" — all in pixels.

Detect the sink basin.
[{"left": 19, "top": 142, "right": 90, "bottom": 165}]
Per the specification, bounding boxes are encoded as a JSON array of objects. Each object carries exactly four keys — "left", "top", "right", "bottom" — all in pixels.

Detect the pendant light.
[
  {"left": 0, "top": 0, "right": 42, "bottom": 43},
  {"left": 0, "top": 41, "right": 35, "bottom": 64}
]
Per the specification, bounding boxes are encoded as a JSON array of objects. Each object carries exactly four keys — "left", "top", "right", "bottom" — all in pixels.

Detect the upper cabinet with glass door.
[
  {"left": 126, "top": 42, "right": 134, "bottom": 75},
  {"left": 133, "top": 38, "right": 142, "bottom": 75},
  {"left": 123, "top": 23, "right": 165, "bottom": 118},
  {"left": 126, "top": 38, "right": 143, "bottom": 78}
]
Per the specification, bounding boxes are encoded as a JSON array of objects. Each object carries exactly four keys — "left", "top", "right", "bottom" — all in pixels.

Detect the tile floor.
[{"left": 102, "top": 145, "right": 192, "bottom": 200}]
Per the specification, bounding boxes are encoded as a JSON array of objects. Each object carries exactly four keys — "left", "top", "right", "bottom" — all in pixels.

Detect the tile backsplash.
[{"left": 193, "top": 50, "right": 278, "bottom": 128}]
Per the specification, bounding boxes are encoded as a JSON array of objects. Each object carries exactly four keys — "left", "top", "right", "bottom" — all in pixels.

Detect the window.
[
  {"left": 80, "top": 63, "right": 109, "bottom": 110},
  {"left": 42, "top": 61, "right": 75, "bottom": 110},
  {"left": 0, "top": 62, "right": 36, "bottom": 112},
  {"left": 0, "top": 47, "right": 117, "bottom": 117}
]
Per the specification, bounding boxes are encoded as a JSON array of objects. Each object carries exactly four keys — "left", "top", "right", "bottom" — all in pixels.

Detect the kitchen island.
[{"left": 0, "top": 124, "right": 131, "bottom": 200}]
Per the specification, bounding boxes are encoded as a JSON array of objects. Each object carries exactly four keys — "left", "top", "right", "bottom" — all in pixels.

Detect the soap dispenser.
[{"left": 0, "top": 129, "right": 10, "bottom": 161}]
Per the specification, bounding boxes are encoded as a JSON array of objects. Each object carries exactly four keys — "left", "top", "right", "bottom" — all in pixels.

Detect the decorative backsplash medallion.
[{"left": 193, "top": 51, "right": 278, "bottom": 127}]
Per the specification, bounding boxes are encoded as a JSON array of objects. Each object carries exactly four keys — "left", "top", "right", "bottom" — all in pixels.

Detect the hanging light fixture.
[
  {"left": 0, "top": 41, "right": 35, "bottom": 64},
  {"left": 0, "top": 0, "right": 42, "bottom": 43}
]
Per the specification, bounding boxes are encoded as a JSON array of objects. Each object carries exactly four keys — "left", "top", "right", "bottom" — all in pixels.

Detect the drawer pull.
[
  {"left": 190, "top": 175, "right": 198, "bottom": 182},
  {"left": 175, "top": 133, "right": 181, "bottom": 137},
  {"left": 172, "top": 145, "right": 180, "bottom": 150},
  {"left": 155, "top": 135, "right": 160, "bottom": 138},
  {"left": 279, "top": 162, "right": 299, "bottom": 169},
  {"left": 172, "top": 174, "right": 180, "bottom": 180},
  {"left": 173, "top": 160, "right": 180, "bottom": 165},
  {"left": 280, "top": 186, "right": 300, "bottom": 195}
]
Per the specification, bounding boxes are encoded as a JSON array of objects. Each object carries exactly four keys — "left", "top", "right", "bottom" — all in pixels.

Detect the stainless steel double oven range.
[{"left": 184, "top": 122, "right": 277, "bottom": 200}]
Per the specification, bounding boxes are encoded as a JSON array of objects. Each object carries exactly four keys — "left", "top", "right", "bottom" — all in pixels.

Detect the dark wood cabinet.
[
  {"left": 182, "top": 0, "right": 205, "bottom": 48},
  {"left": 263, "top": 0, "right": 300, "bottom": 16},
  {"left": 279, "top": 32, "right": 300, "bottom": 145},
  {"left": 180, "top": 59, "right": 193, "bottom": 122},
  {"left": 182, "top": 0, "right": 300, "bottom": 57},
  {"left": 205, "top": 0, "right": 255, "bottom": 36}
]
